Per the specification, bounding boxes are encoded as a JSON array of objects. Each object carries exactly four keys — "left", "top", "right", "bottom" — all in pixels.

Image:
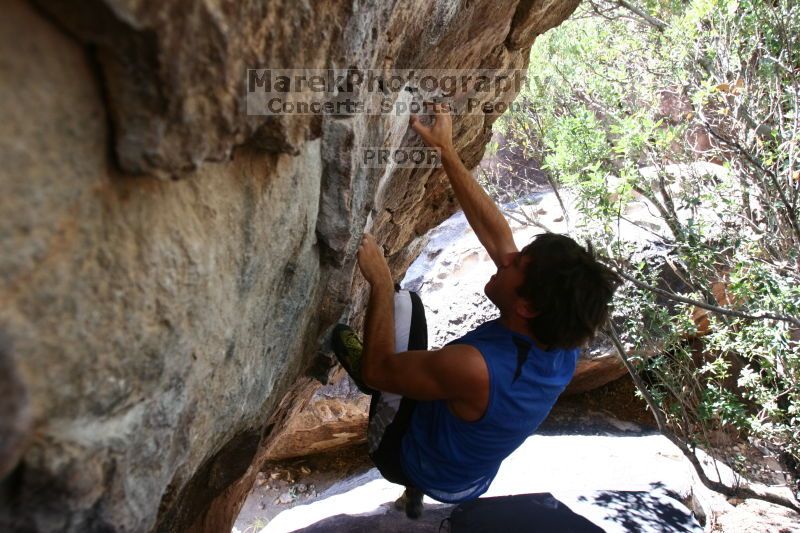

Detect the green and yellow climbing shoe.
[{"left": 331, "top": 324, "right": 376, "bottom": 395}]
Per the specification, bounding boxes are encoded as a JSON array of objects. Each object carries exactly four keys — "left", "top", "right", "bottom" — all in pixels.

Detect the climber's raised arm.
[{"left": 409, "top": 103, "right": 517, "bottom": 267}]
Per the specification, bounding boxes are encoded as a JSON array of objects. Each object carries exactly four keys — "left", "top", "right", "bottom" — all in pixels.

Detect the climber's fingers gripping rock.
[
  {"left": 357, "top": 233, "right": 393, "bottom": 289},
  {"left": 409, "top": 102, "right": 454, "bottom": 153}
]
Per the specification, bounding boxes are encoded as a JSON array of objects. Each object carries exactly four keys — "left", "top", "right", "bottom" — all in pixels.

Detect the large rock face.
[{"left": 0, "top": 0, "right": 579, "bottom": 531}]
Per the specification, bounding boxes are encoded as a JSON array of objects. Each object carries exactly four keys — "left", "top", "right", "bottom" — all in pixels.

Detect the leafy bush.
[{"left": 490, "top": 0, "right": 800, "bottom": 505}]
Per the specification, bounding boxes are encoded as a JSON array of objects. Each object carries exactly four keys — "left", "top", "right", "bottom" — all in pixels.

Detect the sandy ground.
[{"left": 235, "top": 444, "right": 373, "bottom": 532}]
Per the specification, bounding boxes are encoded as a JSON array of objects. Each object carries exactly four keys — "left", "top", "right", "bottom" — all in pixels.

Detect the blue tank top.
[{"left": 399, "top": 319, "right": 579, "bottom": 503}]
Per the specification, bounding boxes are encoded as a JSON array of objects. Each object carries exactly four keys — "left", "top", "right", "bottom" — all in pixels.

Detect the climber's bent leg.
[
  {"left": 367, "top": 290, "right": 427, "bottom": 488},
  {"left": 332, "top": 288, "right": 428, "bottom": 491}
]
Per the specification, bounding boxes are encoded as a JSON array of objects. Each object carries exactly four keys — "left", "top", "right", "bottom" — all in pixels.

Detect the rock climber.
[{"left": 332, "top": 103, "right": 620, "bottom": 519}]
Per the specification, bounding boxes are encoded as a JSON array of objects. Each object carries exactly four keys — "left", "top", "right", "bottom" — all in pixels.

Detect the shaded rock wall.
[{"left": 0, "top": 0, "right": 579, "bottom": 531}]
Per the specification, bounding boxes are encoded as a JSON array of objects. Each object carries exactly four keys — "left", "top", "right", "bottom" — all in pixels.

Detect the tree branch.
[
  {"left": 614, "top": 0, "right": 667, "bottom": 31},
  {"left": 606, "top": 323, "right": 800, "bottom": 511},
  {"left": 587, "top": 0, "right": 668, "bottom": 31},
  {"left": 698, "top": 112, "right": 800, "bottom": 242},
  {"left": 607, "top": 261, "right": 800, "bottom": 328}
]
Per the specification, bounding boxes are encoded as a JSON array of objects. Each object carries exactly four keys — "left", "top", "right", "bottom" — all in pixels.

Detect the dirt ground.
[
  {"left": 545, "top": 376, "right": 659, "bottom": 432},
  {"left": 236, "top": 443, "right": 374, "bottom": 532}
]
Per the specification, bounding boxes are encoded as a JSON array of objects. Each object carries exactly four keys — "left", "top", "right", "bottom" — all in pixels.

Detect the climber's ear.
[{"left": 515, "top": 298, "right": 538, "bottom": 319}]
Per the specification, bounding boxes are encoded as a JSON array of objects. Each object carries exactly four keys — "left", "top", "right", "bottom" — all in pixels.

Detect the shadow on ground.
[
  {"left": 578, "top": 482, "right": 699, "bottom": 533},
  {"left": 294, "top": 501, "right": 452, "bottom": 532},
  {"left": 291, "top": 489, "right": 702, "bottom": 532}
]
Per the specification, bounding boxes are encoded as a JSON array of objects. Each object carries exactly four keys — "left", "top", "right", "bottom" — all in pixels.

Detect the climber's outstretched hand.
[
  {"left": 409, "top": 102, "right": 454, "bottom": 153},
  {"left": 357, "top": 233, "right": 393, "bottom": 289}
]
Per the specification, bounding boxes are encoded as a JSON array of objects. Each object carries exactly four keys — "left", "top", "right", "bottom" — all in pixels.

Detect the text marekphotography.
[{"left": 246, "top": 68, "right": 532, "bottom": 116}]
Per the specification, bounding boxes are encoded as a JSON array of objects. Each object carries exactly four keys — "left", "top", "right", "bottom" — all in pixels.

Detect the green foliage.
[{"left": 494, "top": 0, "right": 800, "bottom": 494}]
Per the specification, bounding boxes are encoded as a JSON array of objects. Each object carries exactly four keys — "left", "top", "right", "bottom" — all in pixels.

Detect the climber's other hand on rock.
[
  {"left": 409, "top": 102, "right": 454, "bottom": 154},
  {"left": 357, "top": 233, "right": 393, "bottom": 289}
]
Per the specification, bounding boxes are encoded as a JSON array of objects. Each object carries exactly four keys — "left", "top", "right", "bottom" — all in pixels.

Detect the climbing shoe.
[
  {"left": 331, "top": 324, "right": 376, "bottom": 395},
  {"left": 394, "top": 487, "right": 424, "bottom": 520}
]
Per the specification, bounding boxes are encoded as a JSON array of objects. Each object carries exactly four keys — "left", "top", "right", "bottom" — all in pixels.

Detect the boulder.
[
  {"left": 564, "top": 347, "right": 628, "bottom": 396},
  {"left": 0, "top": 0, "right": 580, "bottom": 531},
  {"left": 264, "top": 377, "right": 370, "bottom": 462}
]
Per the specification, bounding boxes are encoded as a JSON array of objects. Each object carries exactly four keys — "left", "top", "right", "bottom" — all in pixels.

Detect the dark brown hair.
[{"left": 518, "top": 233, "right": 620, "bottom": 349}]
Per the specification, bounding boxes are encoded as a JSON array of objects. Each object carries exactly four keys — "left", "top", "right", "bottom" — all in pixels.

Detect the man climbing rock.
[{"left": 333, "top": 104, "right": 620, "bottom": 519}]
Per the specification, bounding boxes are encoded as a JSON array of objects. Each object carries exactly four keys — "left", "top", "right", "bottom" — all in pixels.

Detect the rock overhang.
[{"left": 0, "top": 0, "right": 581, "bottom": 531}]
